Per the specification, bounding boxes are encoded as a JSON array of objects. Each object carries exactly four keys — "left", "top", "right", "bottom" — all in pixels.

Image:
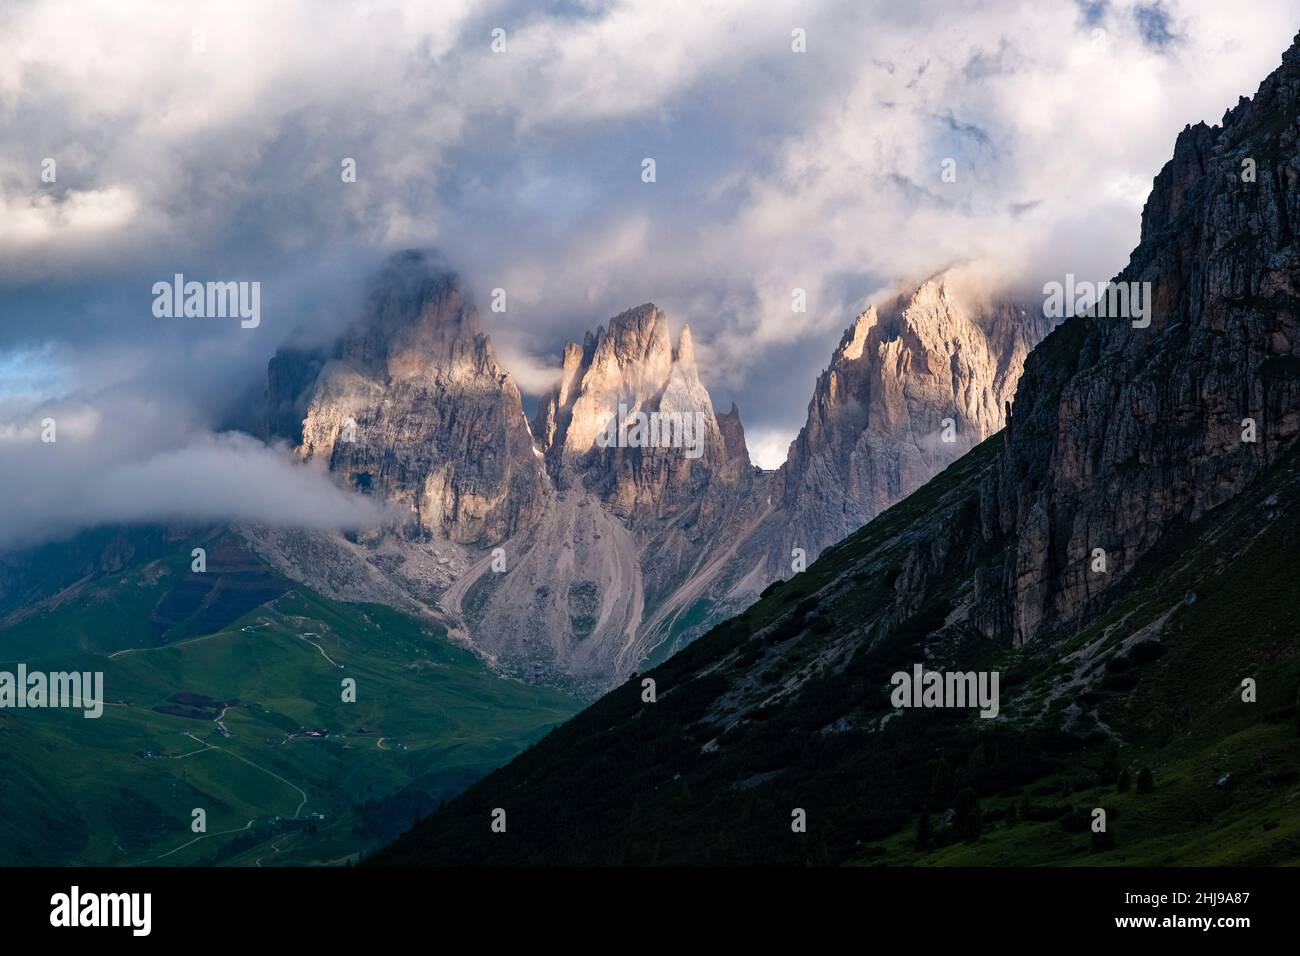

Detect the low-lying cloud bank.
[{"left": 0, "top": 397, "right": 395, "bottom": 551}]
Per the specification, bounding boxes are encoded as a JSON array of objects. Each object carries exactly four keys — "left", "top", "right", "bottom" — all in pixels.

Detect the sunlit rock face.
[
  {"left": 281, "top": 252, "right": 547, "bottom": 547},
  {"left": 264, "top": 255, "right": 1054, "bottom": 689}
]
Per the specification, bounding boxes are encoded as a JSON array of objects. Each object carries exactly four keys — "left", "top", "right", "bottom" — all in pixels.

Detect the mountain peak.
[
  {"left": 836, "top": 307, "right": 877, "bottom": 363},
  {"left": 1283, "top": 29, "right": 1300, "bottom": 64},
  {"left": 778, "top": 276, "right": 1052, "bottom": 544},
  {"left": 367, "top": 250, "right": 474, "bottom": 327},
  {"left": 674, "top": 324, "right": 696, "bottom": 367},
  {"left": 605, "top": 302, "right": 659, "bottom": 338},
  {"left": 907, "top": 277, "right": 950, "bottom": 310},
  {"left": 280, "top": 251, "right": 545, "bottom": 546}
]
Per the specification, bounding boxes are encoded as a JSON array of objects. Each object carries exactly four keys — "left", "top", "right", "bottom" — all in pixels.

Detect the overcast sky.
[{"left": 1, "top": 0, "right": 1297, "bottom": 548}]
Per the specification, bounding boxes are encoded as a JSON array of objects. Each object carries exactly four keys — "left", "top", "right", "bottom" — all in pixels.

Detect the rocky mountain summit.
[
  {"left": 758, "top": 281, "right": 1055, "bottom": 583},
  {"left": 281, "top": 252, "right": 546, "bottom": 546},
  {"left": 257, "top": 255, "right": 1048, "bottom": 689},
  {"left": 534, "top": 303, "right": 750, "bottom": 508}
]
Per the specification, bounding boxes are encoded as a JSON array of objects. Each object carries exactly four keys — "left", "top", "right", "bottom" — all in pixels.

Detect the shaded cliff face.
[
  {"left": 981, "top": 36, "right": 1300, "bottom": 646},
  {"left": 274, "top": 252, "right": 547, "bottom": 546},
  {"left": 370, "top": 35, "right": 1300, "bottom": 868},
  {"left": 866, "top": 36, "right": 1300, "bottom": 654}
]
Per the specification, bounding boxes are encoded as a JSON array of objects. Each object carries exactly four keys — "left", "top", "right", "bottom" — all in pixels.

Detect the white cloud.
[
  {"left": 1, "top": 0, "right": 1296, "bottom": 522},
  {"left": 745, "top": 427, "right": 798, "bottom": 471},
  {"left": 0, "top": 187, "right": 142, "bottom": 256},
  {"left": 0, "top": 395, "right": 394, "bottom": 550}
]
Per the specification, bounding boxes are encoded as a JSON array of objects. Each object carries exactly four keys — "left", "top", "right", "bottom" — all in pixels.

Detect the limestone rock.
[{"left": 283, "top": 252, "right": 547, "bottom": 546}]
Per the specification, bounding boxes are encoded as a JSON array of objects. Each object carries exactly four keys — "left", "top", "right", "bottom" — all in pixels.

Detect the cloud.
[
  {"left": 1, "top": 0, "right": 1297, "bottom": 527},
  {"left": 1134, "top": 2, "right": 1181, "bottom": 48},
  {"left": 79, "top": 433, "right": 395, "bottom": 531},
  {"left": 0, "top": 395, "right": 394, "bottom": 551},
  {"left": 493, "top": 340, "right": 561, "bottom": 396},
  {"left": 746, "top": 427, "right": 800, "bottom": 472},
  {"left": 0, "top": 187, "right": 142, "bottom": 255}
]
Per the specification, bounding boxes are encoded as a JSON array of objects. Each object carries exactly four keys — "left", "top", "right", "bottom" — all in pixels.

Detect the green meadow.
[{"left": 0, "top": 586, "right": 577, "bottom": 866}]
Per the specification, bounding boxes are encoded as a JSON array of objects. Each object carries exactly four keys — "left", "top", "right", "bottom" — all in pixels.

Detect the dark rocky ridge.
[{"left": 982, "top": 33, "right": 1300, "bottom": 645}]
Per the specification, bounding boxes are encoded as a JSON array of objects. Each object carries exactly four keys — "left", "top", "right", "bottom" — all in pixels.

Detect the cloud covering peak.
[{"left": 1, "top": 0, "right": 1296, "bottom": 538}]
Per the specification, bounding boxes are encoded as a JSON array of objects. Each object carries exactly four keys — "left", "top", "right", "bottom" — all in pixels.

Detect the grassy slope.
[
  {"left": 882, "top": 443, "right": 1300, "bottom": 867},
  {"left": 0, "top": 531, "right": 288, "bottom": 660},
  {"left": 0, "top": 585, "right": 578, "bottom": 866},
  {"left": 0, "top": 552, "right": 192, "bottom": 660}
]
